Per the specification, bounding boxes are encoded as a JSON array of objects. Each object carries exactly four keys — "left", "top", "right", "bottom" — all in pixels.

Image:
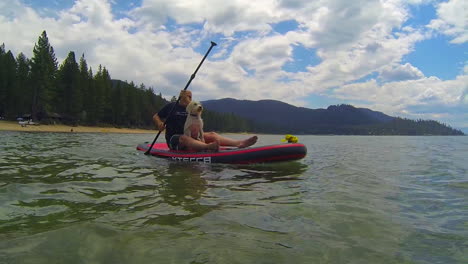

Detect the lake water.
[{"left": 0, "top": 132, "right": 466, "bottom": 263}]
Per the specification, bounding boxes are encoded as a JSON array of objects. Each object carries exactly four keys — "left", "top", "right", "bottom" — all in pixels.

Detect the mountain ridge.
[{"left": 202, "top": 98, "right": 464, "bottom": 135}]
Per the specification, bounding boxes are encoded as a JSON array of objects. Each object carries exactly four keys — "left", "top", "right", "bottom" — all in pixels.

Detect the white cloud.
[
  {"left": 131, "top": 0, "right": 283, "bottom": 36},
  {"left": 308, "top": 0, "right": 385, "bottom": 50},
  {"left": 428, "top": 0, "right": 468, "bottom": 44},
  {"left": 0, "top": 1, "right": 55, "bottom": 56},
  {"left": 295, "top": 26, "right": 427, "bottom": 93},
  {"left": 230, "top": 36, "right": 293, "bottom": 76},
  {"left": 379, "top": 63, "right": 425, "bottom": 82},
  {"left": 405, "top": 0, "right": 436, "bottom": 4},
  {"left": 333, "top": 75, "right": 468, "bottom": 118},
  {"left": 461, "top": 88, "right": 468, "bottom": 104}
]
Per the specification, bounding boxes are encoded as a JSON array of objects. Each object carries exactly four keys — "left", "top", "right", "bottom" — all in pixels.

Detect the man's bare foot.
[
  {"left": 206, "top": 140, "right": 219, "bottom": 151},
  {"left": 238, "top": 136, "right": 258, "bottom": 148}
]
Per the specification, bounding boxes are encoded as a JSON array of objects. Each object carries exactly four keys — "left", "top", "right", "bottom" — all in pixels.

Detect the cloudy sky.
[{"left": 1, "top": 0, "right": 467, "bottom": 131}]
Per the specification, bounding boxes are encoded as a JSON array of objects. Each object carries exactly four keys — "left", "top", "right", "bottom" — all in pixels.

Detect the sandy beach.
[{"left": 0, "top": 121, "right": 156, "bottom": 134}]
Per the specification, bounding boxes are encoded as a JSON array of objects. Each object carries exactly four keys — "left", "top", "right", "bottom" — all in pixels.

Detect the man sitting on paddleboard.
[{"left": 153, "top": 90, "right": 258, "bottom": 151}]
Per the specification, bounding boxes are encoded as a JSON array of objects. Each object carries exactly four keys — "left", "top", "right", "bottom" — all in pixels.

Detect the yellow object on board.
[{"left": 281, "top": 134, "right": 298, "bottom": 143}]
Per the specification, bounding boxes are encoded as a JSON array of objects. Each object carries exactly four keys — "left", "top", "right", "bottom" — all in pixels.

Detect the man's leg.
[
  {"left": 204, "top": 132, "right": 257, "bottom": 148},
  {"left": 179, "top": 135, "right": 219, "bottom": 151}
]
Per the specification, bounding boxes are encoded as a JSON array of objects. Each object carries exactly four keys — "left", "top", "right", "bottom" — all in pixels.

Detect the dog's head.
[{"left": 186, "top": 101, "right": 203, "bottom": 116}]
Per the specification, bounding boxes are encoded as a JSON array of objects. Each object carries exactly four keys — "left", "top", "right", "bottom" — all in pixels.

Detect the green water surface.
[{"left": 0, "top": 132, "right": 467, "bottom": 263}]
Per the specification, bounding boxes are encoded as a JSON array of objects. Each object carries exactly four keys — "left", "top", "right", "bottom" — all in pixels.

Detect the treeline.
[
  {"left": 360, "top": 118, "right": 464, "bottom": 135},
  {"left": 203, "top": 111, "right": 252, "bottom": 132},
  {"left": 263, "top": 117, "right": 465, "bottom": 135},
  {"left": 0, "top": 30, "right": 253, "bottom": 131}
]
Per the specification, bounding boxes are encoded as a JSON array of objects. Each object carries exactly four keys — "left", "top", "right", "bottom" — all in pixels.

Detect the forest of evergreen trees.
[{"left": 0, "top": 31, "right": 253, "bottom": 132}]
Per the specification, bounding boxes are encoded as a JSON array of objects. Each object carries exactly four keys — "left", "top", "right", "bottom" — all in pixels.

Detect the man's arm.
[{"left": 153, "top": 113, "right": 165, "bottom": 132}]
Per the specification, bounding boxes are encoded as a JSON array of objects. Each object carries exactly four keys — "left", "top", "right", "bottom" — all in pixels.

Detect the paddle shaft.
[{"left": 145, "top": 41, "right": 217, "bottom": 155}]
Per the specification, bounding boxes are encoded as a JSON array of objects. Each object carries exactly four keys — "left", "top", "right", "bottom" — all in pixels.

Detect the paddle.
[{"left": 145, "top": 41, "right": 217, "bottom": 155}]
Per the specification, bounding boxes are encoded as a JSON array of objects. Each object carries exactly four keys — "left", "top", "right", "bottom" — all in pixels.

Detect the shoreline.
[{"left": 0, "top": 121, "right": 156, "bottom": 134}]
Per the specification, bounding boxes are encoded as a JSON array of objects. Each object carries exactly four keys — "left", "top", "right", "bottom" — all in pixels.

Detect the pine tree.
[
  {"left": 57, "top": 51, "right": 81, "bottom": 122},
  {"left": 15, "top": 53, "right": 31, "bottom": 116},
  {"left": 126, "top": 81, "right": 138, "bottom": 126},
  {"left": 30, "top": 31, "right": 58, "bottom": 120},
  {"left": 79, "top": 54, "right": 91, "bottom": 122},
  {"left": 141, "top": 85, "right": 156, "bottom": 127},
  {"left": 101, "top": 67, "right": 113, "bottom": 123},
  {"left": 0, "top": 43, "right": 5, "bottom": 117},
  {"left": 1, "top": 50, "right": 17, "bottom": 118},
  {"left": 86, "top": 67, "right": 98, "bottom": 124},
  {"left": 111, "top": 80, "right": 127, "bottom": 125},
  {"left": 93, "top": 65, "right": 113, "bottom": 123},
  {"left": 93, "top": 65, "right": 105, "bottom": 123}
]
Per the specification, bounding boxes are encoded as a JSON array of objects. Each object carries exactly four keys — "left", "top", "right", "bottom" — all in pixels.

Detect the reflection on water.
[{"left": 0, "top": 132, "right": 467, "bottom": 263}]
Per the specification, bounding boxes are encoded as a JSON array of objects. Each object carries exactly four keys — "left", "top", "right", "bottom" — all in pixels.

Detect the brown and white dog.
[{"left": 184, "top": 101, "right": 205, "bottom": 142}]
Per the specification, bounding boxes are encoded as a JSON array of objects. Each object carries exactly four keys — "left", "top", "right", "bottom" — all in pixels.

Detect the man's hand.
[
  {"left": 157, "top": 121, "right": 165, "bottom": 132},
  {"left": 153, "top": 113, "right": 165, "bottom": 132}
]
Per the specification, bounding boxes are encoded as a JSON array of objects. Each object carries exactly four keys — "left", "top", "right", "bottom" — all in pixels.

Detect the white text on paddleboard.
[{"left": 171, "top": 157, "right": 211, "bottom": 163}]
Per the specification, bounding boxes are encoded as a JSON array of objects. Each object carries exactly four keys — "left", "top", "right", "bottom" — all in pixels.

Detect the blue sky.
[{"left": 0, "top": 0, "right": 466, "bottom": 131}]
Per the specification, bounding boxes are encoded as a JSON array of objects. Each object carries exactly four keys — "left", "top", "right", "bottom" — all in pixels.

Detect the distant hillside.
[{"left": 202, "top": 98, "right": 464, "bottom": 135}]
